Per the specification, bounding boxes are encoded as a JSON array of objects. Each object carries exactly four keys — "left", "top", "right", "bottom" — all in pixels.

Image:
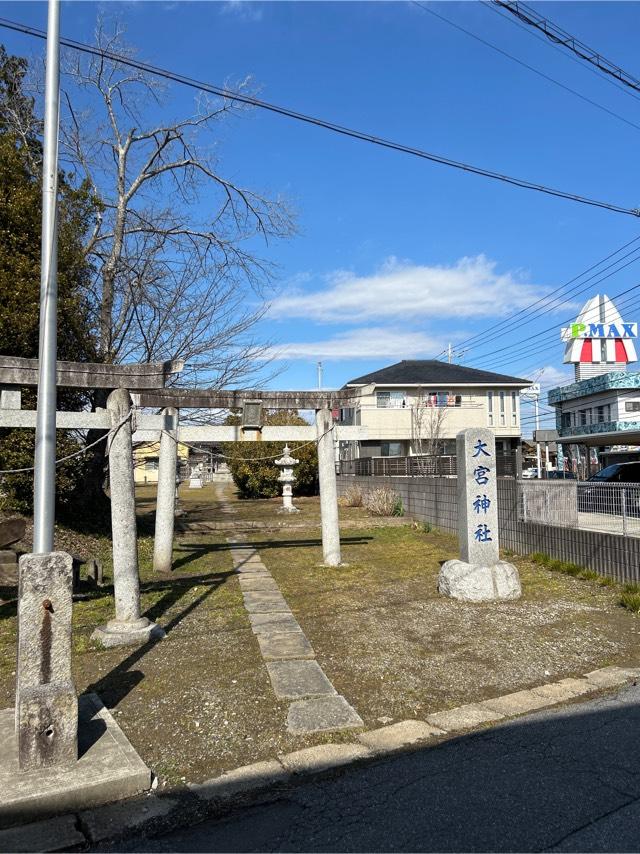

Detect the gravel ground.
[{"left": 1, "top": 482, "right": 639, "bottom": 794}]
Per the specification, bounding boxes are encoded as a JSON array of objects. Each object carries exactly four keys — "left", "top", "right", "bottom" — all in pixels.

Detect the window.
[
  {"left": 380, "top": 442, "right": 403, "bottom": 457},
  {"left": 499, "top": 391, "right": 505, "bottom": 426},
  {"left": 561, "top": 412, "right": 572, "bottom": 429},
  {"left": 579, "top": 410, "right": 588, "bottom": 426},
  {"left": 377, "top": 391, "right": 404, "bottom": 408},
  {"left": 625, "top": 401, "right": 640, "bottom": 413},
  {"left": 455, "top": 394, "right": 462, "bottom": 407},
  {"left": 511, "top": 391, "right": 517, "bottom": 425},
  {"left": 488, "top": 391, "right": 494, "bottom": 426}
]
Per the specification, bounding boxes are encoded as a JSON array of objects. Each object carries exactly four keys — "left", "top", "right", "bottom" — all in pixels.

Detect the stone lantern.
[{"left": 275, "top": 445, "right": 300, "bottom": 513}]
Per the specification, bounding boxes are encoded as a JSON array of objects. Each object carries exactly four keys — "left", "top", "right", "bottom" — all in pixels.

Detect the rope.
[
  {"left": 0, "top": 408, "right": 133, "bottom": 475},
  {"left": 0, "top": 410, "right": 332, "bottom": 475},
  {"left": 160, "top": 424, "right": 336, "bottom": 462}
]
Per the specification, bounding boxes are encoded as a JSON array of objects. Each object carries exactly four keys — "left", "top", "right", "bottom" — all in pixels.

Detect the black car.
[{"left": 577, "top": 462, "right": 640, "bottom": 515}]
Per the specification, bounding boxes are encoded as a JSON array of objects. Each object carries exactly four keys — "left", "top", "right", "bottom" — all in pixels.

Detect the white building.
[{"left": 337, "top": 360, "right": 531, "bottom": 459}]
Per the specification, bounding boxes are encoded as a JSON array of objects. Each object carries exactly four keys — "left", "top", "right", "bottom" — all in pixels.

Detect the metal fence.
[
  {"left": 339, "top": 453, "right": 518, "bottom": 478},
  {"left": 520, "top": 480, "right": 640, "bottom": 538},
  {"left": 337, "top": 474, "right": 640, "bottom": 583}
]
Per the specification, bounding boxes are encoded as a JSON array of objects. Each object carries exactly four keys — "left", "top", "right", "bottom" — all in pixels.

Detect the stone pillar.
[
  {"left": 92, "top": 388, "right": 164, "bottom": 647},
  {"left": 16, "top": 552, "right": 77, "bottom": 770},
  {"left": 153, "top": 408, "right": 178, "bottom": 573},
  {"left": 439, "top": 428, "right": 521, "bottom": 601},
  {"left": 316, "top": 407, "right": 341, "bottom": 566}
]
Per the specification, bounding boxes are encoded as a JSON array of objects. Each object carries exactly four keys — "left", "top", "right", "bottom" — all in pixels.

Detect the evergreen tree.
[{"left": 0, "top": 46, "right": 104, "bottom": 523}]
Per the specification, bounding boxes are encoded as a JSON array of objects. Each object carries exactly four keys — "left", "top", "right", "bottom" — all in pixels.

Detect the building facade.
[
  {"left": 547, "top": 294, "right": 640, "bottom": 474},
  {"left": 132, "top": 440, "right": 189, "bottom": 485},
  {"left": 337, "top": 360, "right": 531, "bottom": 459}
]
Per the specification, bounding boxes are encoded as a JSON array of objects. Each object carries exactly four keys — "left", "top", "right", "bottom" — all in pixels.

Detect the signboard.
[
  {"left": 561, "top": 295, "right": 637, "bottom": 365},
  {"left": 521, "top": 384, "right": 540, "bottom": 400}
]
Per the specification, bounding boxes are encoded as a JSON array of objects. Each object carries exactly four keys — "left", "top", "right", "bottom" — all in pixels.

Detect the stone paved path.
[{"left": 226, "top": 536, "right": 363, "bottom": 735}]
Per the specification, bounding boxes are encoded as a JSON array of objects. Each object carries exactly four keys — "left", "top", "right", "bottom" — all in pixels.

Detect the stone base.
[
  {"left": 0, "top": 693, "right": 151, "bottom": 829},
  {"left": 91, "top": 619, "right": 165, "bottom": 648},
  {"left": 277, "top": 506, "right": 300, "bottom": 514},
  {"left": 438, "top": 560, "right": 521, "bottom": 602}
]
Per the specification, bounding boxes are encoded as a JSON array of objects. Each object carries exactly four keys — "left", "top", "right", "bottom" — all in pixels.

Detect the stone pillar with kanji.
[{"left": 438, "top": 428, "right": 521, "bottom": 601}]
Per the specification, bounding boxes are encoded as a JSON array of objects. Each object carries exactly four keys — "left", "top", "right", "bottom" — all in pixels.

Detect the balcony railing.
[{"left": 338, "top": 453, "right": 518, "bottom": 478}]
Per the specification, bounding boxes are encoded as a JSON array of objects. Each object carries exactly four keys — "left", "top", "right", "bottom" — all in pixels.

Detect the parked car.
[
  {"left": 522, "top": 467, "right": 538, "bottom": 479},
  {"left": 577, "top": 462, "right": 640, "bottom": 515},
  {"left": 546, "top": 470, "right": 576, "bottom": 480}
]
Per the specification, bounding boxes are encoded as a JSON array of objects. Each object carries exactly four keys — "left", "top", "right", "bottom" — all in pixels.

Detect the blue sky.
[{"left": 2, "top": 0, "right": 640, "bottom": 431}]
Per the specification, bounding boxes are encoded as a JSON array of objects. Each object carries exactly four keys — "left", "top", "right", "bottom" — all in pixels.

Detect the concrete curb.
[{"left": 2, "top": 665, "right": 638, "bottom": 852}]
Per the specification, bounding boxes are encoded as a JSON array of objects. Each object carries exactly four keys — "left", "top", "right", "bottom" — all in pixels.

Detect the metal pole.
[
  {"left": 534, "top": 396, "right": 542, "bottom": 480},
  {"left": 317, "top": 361, "right": 323, "bottom": 390},
  {"left": 33, "top": 0, "right": 61, "bottom": 554}
]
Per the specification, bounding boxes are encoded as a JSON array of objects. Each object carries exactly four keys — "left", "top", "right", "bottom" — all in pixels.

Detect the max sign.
[
  {"left": 561, "top": 322, "right": 638, "bottom": 340},
  {"left": 562, "top": 294, "right": 637, "bottom": 366}
]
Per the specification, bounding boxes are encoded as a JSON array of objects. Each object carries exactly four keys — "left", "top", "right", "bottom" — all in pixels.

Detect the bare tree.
[
  {"left": 411, "top": 387, "right": 448, "bottom": 467},
  {"left": 57, "top": 19, "right": 295, "bottom": 388}
]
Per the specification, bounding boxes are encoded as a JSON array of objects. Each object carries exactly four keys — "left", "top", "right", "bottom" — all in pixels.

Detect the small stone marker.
[
  {"left": 438, "top": 428, "right": 521, "bottom": 602},
  {"left": 274, "top": 445, "right": 300, "bottom": 513},
  {"left": 188, "top": 476, "right": 202, "bottom": 489},
  {"left": 15, "top": 552, "right": 77, "bottom": 771}
]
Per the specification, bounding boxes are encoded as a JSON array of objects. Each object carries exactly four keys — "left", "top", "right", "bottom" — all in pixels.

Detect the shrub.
[
  {"left": 621, "top": 584, "right": 640, "bottom": 613},
  {"left": 413, "top": 521, "right": 432, "bottom": 534},
  {"left": 341, "top": 485, "right": 363, "bottom": 507},
  {"left": 223, "top": 441, "right": 318, "bottom": 500},
  {"left": 364, "top": 487, "right": 403, "bottom": 517}
]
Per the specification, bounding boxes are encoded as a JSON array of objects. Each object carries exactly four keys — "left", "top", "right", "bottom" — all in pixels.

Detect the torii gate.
[{"left": 0, "top": 356, "right": 367, "bottom": 649}]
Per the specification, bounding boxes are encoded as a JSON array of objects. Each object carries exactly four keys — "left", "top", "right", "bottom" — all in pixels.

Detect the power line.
[
  {"left": 0, "top": 16, "right": 638, "bottom": 219},
  {"left": 452, "top": 247, "right": 640, "bottom": 370},
  {"left": 452, "top": 236, "right": 640, "bottom": 356},
  {"left": 481, "top": 1, "right": 640, "bottom": 105},
  {"left": 412, "top": 1, "right": 640, "bottom": 133},
  {"left": 464, "top": 281, "right": 640, "bottom": 368},
  {"left": 494, "top": 1, "right": 640, "bottom": 97}
]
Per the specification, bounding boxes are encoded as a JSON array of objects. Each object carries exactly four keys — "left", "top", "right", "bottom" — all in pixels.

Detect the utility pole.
[
  {"left": 317, "top": 361, "right": 323, "bottom": 390},
  {"left": 33, "top": 0, "right": 61, "bottom": 554},
  {"left": 534, "top": 394, "right": 542, "bottom": 479},
  {"left": 447, "top": 343, "right": 453, "bottom": 364}
]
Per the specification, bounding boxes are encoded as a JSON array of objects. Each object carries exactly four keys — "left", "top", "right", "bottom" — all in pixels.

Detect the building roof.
[{"left": 344, "top": 360, "right": 531, "bottom": 388}]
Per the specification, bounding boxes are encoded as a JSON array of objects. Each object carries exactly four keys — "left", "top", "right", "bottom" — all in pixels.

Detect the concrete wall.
[{"left": 337, "top": 474, "right": 640, "bottom": 584}]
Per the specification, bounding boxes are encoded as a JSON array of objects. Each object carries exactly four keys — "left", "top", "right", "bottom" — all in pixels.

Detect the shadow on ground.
[
  {"left": 83, "top": 569, "right": 235, "bottom": 707},
  {"left": 100, "top": 684, "right": 640, "bottom": 853}
]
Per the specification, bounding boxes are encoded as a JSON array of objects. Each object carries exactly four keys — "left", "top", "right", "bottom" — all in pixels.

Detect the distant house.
[
  {"left": 338, "top": 359, "right": 531, "bottom": 459},
  {"left": 132, "top": 440, "right": 189, "bottom": 485}
]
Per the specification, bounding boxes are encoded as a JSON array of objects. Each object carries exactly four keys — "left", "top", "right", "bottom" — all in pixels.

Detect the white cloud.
[
  {"left": 270, "top": 255, "right": 547, "bottom": 323},
  {"left": 537, "top": 365, "right": 574, "bottom": 390},
  {"left": 263, "top": 327, "right": 447, "bottom": 362},
  {"left": 220, "top": 1, "right": 263, "bottom": 21}
]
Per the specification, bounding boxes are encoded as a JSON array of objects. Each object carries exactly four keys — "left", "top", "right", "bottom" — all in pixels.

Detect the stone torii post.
[
  {"left": 316, "top": 406, "right": 341, "bottom": 566},
  {"left": 153, "top": 407, "right": 179, "bottom": 573},
  {"left": 92, "top": 388, "right": 165, "bottom": 647}
]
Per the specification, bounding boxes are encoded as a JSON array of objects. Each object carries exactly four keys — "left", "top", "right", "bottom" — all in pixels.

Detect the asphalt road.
[{"left": 126, "top": 685, "right": 640, "bottom": 852}]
